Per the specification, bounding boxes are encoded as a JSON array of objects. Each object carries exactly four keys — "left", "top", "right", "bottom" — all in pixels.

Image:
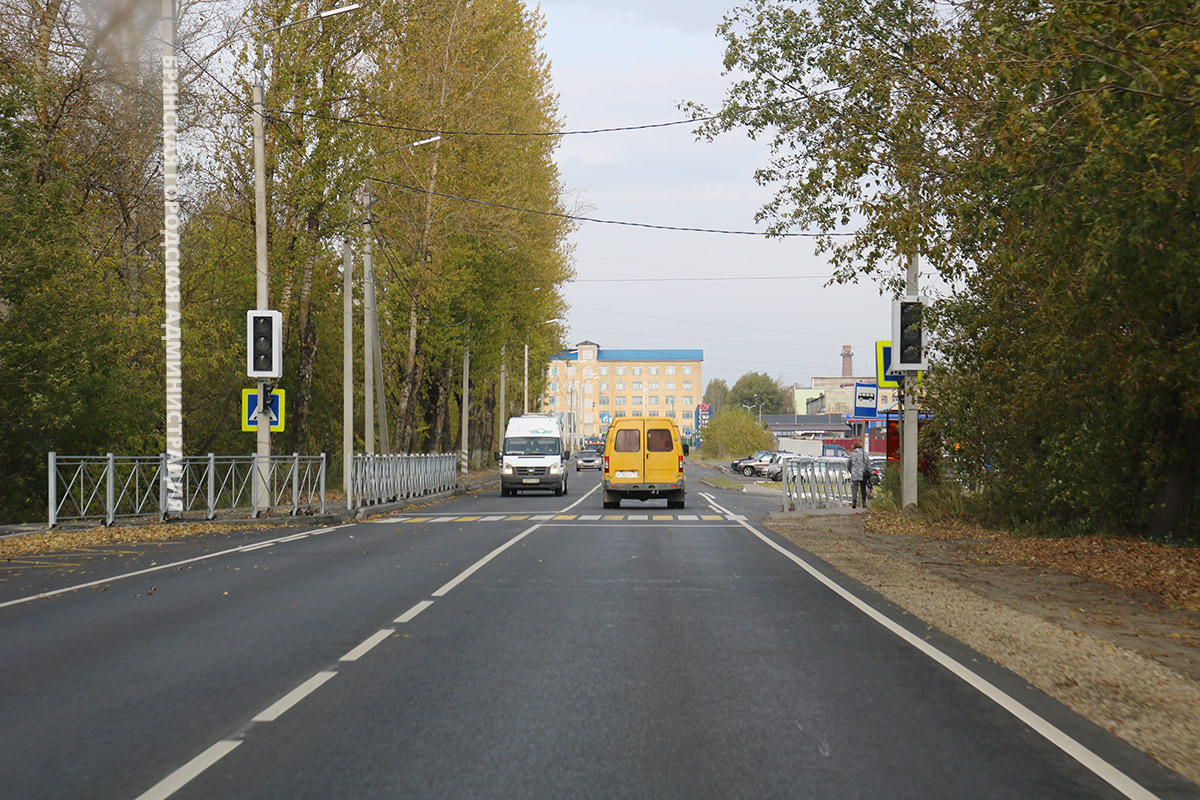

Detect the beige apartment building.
[{"left": 542, "top": 341, "right": 704, "bottom": 449}]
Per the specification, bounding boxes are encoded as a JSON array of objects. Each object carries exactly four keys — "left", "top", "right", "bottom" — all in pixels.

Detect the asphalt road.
[{"left": 0, "top": 466, "right": 1195, "bottom": 799}]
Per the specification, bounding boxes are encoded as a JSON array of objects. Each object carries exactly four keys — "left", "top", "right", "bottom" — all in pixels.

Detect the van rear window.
[
  {"left": 614, "top": 429, "right": 641, "bottom": 452},
  {"left": 646, "top": 428, "right": 673, "bottom": 452}
]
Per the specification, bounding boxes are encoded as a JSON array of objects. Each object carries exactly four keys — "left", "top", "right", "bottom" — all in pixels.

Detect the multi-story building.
[{"left": 542, "top": 341, "right": 704, "bottom": 448}]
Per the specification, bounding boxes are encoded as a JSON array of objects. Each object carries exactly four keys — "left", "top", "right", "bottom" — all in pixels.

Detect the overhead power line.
[{"left": 371, "top": 177, "right": 852, "bottom": 238}]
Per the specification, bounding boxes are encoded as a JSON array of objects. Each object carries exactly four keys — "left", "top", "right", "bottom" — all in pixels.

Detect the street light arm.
[{"left": 265, "top": 3, "right": 362, "bottom": 34}]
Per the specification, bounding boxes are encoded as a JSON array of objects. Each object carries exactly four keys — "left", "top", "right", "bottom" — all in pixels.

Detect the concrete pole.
[
  {"left": 523, "top": 343, "right": 529, "bottom": 414},
  {"left": 902, "top": 251, "right": 919, "bottom": 509},
  {"left": 499, "top": 343, "right": 506, "bottom": 439},
  {"left": 342, "top": 241, "right": 353, "bottom": 498},
  {"left": 252, "top": 80, "right": 271, "bottom": 516},
  {"left": 362, "top": 187, "right": 375, "bottom": 454},
  {"left": 461, "top": 344, "right": 470, "bottom": 476},
  {"left": 161, "top": 0, "right": 184, "bottom": 518}
]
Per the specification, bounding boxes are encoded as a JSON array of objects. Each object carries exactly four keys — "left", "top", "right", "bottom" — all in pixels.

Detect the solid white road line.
[
  {"left": 395, "top": 600, "right": 434, "bottom": 624},
  {"left": 0, "top": 525, "right": 352, "bottom": 610},
  {"left": 340, "top": 629, "right": 395, "bottom": 662},
  {"left": 252, "top": 671, "right": 338, "bottom": 723},
  {"left": 715, "top": 498, "right": 1160, "bottom": 800},
  {"left": 134, "top": 739, "right": 242, "bottom": 800}
]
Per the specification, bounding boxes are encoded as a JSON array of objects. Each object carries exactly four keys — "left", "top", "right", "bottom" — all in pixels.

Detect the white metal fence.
[
  {"left": 781, "top": 457, "right": 856, "bottom": 511},
  {"left": 48, "top": 452, "right": 327, "bottom": 526},
  {"left": 348, "top": 453, "right": 457, "bottom": 511}
]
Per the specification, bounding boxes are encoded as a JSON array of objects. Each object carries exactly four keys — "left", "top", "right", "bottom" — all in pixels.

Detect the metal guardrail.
[
  {"left": 781, "top": 457, "right": 855, "bottom": 511},
  {"left": 348, "top": 453, "right": 457, "bottom": 511},
  {"left": 48, "top": 452, "right": 326, "bottom": 526}
]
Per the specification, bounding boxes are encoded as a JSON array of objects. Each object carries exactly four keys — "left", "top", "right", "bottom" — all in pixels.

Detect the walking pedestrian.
[{"left": 847, "top": 442, "right": 871, "bottom": 509}]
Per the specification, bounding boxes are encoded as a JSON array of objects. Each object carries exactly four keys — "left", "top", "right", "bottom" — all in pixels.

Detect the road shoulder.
[{"left": 764, "top": 512, "right": 1200, "bottom": 787}]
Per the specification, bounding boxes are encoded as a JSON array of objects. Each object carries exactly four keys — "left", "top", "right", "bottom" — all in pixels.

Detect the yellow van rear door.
[
  {"left": 608, "top": 422, "right": 644, "bottom": 483},
  {"left": 644, "top": 423, "right": 678, "bottom": 483}
]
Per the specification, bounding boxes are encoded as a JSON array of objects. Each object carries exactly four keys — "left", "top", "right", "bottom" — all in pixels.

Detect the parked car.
[
  {"left": 731, "top": 450, "right": 774, "bottom": 473},
  {"left": 576, "top": 448, "right": 603, "bottom": 471},
  {"left": 742, "top": 451, "right": 789, "bottom": 478},
  {"left": 765, "top": 454, "right": 812, "bottom": 481}
]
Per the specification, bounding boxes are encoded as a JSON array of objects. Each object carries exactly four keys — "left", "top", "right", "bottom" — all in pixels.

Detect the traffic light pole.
[
  {"left": 253, "top": 81, "right": 271, "bottom": 516},
  {"left": 902, "top": 252, "right": 919, "bottom": 510}
]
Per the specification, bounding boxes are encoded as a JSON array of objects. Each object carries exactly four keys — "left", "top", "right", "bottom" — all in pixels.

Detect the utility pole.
[
  {"left": 161, "top": 0, "right": 184, "bottom": 519},
  {"left": 461, "top": 343, "right": 470, "bottom": 476},
  {"left": 342, "top": 240, "right": 353, "bottom": 503},
  {"left": 902, "top": 252, "right": 919, "bottom": 509}
]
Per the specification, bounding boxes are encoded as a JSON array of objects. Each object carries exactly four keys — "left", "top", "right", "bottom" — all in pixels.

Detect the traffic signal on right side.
[
  {"left": 246, "top": 310, "right": 283, "bottom": 379},
  {"left": 891, "top": 296, "right": 927, "bottom": 371}
]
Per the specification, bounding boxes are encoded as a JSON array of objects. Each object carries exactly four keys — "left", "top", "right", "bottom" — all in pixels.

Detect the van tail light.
[
  {"left": 604, "top": 456, "right": 610, "bottom": 475},
  {"left": 678, "top": 455, "right": 684, "bottom": 472}
]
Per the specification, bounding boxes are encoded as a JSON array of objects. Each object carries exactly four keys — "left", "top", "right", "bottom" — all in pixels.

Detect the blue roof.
[
  {"left": 552, "top": 348, "right": 703, "bottom": 362},
  {"left": 598, "top": 349, "right": 703, "bottom": 362}
]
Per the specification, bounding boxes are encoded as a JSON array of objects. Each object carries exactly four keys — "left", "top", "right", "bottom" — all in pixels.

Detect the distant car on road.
[
  {"left": 765, "top": 454, "right": 811, "bottom": 481},
  {"left": 575, "top": 449, "right": 603, "bottom": 471},
  {"left": 739, "top": 451, "right": 788, "bottom": 478}
]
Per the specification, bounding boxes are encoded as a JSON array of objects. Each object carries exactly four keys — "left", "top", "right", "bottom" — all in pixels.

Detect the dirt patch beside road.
[{"left": 764, "top": 512, "right": 1200, "bottom": 786}]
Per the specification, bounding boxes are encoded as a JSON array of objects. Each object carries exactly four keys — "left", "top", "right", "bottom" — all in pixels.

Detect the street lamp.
[{"left": 252, "top": 2, "right": 359, "bottom": 515}]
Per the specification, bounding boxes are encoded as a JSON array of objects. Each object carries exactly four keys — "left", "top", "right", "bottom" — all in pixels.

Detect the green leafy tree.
[
  {"left": 699, "top": 407, "right": 774, "bottom": 460},
  {"left": 703, "top": 378, "right": 729, "bottom": 412},
  {"left": 697, "top": 0, "right": 1200, "bottom": 540},
  {"left": 726, "top": 372, "right": 788, "bottom": 416}
]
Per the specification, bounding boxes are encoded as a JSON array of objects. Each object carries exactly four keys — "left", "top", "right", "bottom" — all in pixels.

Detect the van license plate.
[
  {"left": 522, "top": 478, "right": 538, "bottom": 484},
  {"left": 615, "top": 471, "right": 638, "bottom": 479}
]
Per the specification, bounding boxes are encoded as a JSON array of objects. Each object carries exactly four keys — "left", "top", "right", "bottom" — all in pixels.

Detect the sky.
[{"left": 533, "top": 0, "right": 896, "bottom": 393}]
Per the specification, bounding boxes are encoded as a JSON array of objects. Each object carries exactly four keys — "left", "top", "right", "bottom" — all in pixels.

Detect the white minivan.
[{"left": 498, "top": 415, "right": 569, "bottom": 497}]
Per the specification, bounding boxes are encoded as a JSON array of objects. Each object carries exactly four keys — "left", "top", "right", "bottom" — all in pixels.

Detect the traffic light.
[
  {"left": 246, "top": 310, "right": 283, "bottom": 379},
  {"left": 891, "top": 296, "right": 927, "bottom": 371}
]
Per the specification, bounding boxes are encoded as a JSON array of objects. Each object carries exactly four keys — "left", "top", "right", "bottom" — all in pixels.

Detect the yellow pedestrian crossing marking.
[{"left": 383, "top": 512, "right": 741, "bottom": 525}]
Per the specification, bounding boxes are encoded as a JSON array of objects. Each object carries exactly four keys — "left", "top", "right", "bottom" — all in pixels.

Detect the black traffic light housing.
[
  {"left": 246, "top": 310, "right": 283, "bottom": 379},
  {"left": 891, "top": 296, "right": 928, "bottom": 371}
]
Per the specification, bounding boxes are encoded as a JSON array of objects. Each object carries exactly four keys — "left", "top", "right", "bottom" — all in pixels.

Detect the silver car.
[{"left": 575, "top": 449, "right": 603, "bottom": 471}]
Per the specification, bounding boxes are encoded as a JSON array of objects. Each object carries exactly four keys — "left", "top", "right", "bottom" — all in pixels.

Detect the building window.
[
  {"left": 648, "top": 381, "right": 658, "bottom": 390},
  {"left": 616, "top": 365, "right": 626, "bottom": 376},
  {"left": 600, "top": 366, "right": 609, "bottom": 376},
  {"left": 633, "top": 410, "right": 643, "bottom": 417},
  {"left": 648, "top": 396, "right": 659, "bottom": 406},
  {"left": 665, "top": 382, "right": 674, "bottom": 391},
  {"left": 599, "top": 381, "right": 608, "bottom": 391},
  {"left": 615, "top": 396, "right": 626, "bottom": 406},
  {"left": 682, "top": 396, "right": 693, "bottom": 405},
  {"left": 682, "top": 381, "right": 692, "bottom": 390},
  {"left": 665, "top": 396, "right": 675, "bottom": 406},
  {"left": 649, "top": 366, "right": 659, "bottom": 376},
  {"left": 616, "top": 381, "right": 625, "bottom": 391},
  {"left": 632, "top": 366, "right": 642, "bottom": 376},
  {"left": 631, "top": 381, "right": 642, "bottom": 391},
  {"left": 616, "top": 411, "right": 626, "bottom": 418},
  {"left": 666, "top": 411, "right": 676, "bottom": 419},
  {"left": 598, "top": 396, "right": 609, "bottom": 407},
  {"left": 632, "top": 396, "right": 642, "bottom": 406},
  {"left": 550, "top": 367, "right": 557, "bottom": 377},
  {"left": 683, "top": 410, "right": 693, "bottom": 419},
  {"left": 682, "top": 366, "right": 692, "bottom": 376}
]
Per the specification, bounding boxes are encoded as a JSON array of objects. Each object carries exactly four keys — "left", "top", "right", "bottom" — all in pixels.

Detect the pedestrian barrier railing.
[
  {"left": 348, "top": 453, "right": 457, "bottom": 511},
  {"left": 48, "top": 452, "right": 326, "bottom": 526},
  {"left": 781, "top": 457, "right": 854, "bottom": 511}
]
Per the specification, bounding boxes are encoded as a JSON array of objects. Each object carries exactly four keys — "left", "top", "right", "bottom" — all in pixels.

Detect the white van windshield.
[{"left": 504, "top": 436, "right": 561, "bottom": 456}]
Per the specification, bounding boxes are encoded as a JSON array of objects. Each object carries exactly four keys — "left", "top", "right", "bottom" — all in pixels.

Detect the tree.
[
  {"left": 703, "top": 378, "right": 729, "bottom": 412},
  {"left": 699, "top": 407, "right": 774, "bottom": 460},
  {"left": 698, "top": 0, "right": 1200, "bottom": 541},
  {"left": 726, "top": 372, "right": 788, "bottom": 416}
]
